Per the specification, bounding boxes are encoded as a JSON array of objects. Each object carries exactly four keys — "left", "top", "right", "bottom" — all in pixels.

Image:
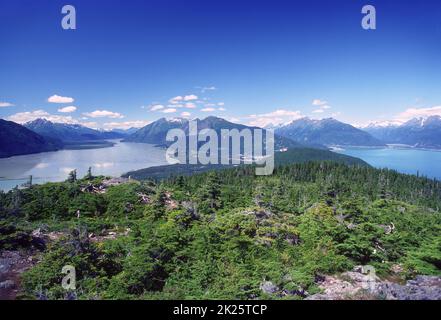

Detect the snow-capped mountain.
[
  {"left": 362, "top": 120, "right": 403, "bottom": 128},
  {"left": 25, "top": 118, "right": 125, "bottom": 142},
  {"left": 275, "top": 117, "right": 385, "bottom": 147},
  {"left": 123, "top": 116, "right": 303, "bottom": 149},
  {"left": 362, "top": 115, "right": 441, "bottom": 149}
]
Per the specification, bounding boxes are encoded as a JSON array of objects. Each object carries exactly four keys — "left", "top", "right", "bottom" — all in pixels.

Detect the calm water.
[
  {"left": 0, "top": 141, "right": 167, "bottom": 191},
  {"left": 337, "top": 147, "right": 441, "bottom": 180},
  {"left": 2, "top": 143, "right": 440, "bottom": 191}
]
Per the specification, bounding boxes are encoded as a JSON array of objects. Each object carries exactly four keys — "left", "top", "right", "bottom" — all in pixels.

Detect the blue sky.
[{"left": 1, "top": 0, "right": 440, "bottom": 129}]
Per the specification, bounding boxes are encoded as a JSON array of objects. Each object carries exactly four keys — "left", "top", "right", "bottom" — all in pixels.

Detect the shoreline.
[{"left": 330, "top": 145, "right": 441, "bottom": 153}]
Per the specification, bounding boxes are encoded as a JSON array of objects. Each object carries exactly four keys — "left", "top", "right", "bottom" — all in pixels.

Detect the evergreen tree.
[
  {"left": 85, "top": 167, "right": 93, "bottom": 180},
  {"left": 152, "top": 189, "right": 167, "bottom": 219},
  {"left": 201, "top": 172, "right": 222, "bottom": 214},
  {"left": 67, "top": 169, "right": 77, "bottom": 183}
]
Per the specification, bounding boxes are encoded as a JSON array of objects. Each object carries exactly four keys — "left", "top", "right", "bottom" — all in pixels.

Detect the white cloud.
[
  {"left": 162, "top": 108, "right": 177, "bottom": 113},
  {"left": 311, "top": 99, "right": 331, "bottom": 114},
  {"left": 217, "top": 102, "right": 225, "bottom": 106},
  {"left": 226, "top": 117, "right": 241, "bottom": 124},
  {"left": 8, "top": 110, "right": 78, "bottom": 124},
  {"left": 247, "top": 109, "right": 303, "bottom": 128},
  {"left": 103, "top": 120, "right": 151, "bottom": 130},
  {"left": 184, "top": 94, "right": 198, "bottom": 101},
  {"left": 169, "top": 96, "right": 183, "bottom": 104},
  {"left": 396, "top": 106, "right": 441, "bottom": 121},
  {"left": 181, "top": 111, "right": 191, "bottom": 118},
  {"left": 356, "top": 105, "right": 441, "bottom": 128},
  {"left": 58, "top": 106, "right": 77, "bottom": 113},
  {"left": 83, "top": 110, "right": 124, "bottom": 119},
  {"left": 0, "top": 102, "right": 14, "bottom": 107},
  {"left": 218, "top": 107, "right": 226, "bottom": 111},
  {"left": 185, "top": 102, "right": 197, "bottom": 109},
  {"left": 48, "top": 94, "right": 74, "bottom": 104},
  {"left": 201, "top": 107, "right": 216, "bottom": 112},
  {"left": 197, "top": 86, "right": 216, "bottom": 93},
  {"left": 150, "top": 104, "right": 165, "bottom": 111},
  {"left": 312, "top": 99, "right": 327, "bottom": 106},
  {"left": 81, "top": 122, "right": 99, "bottom": 129},
  {"left": 8, "top": 110, "right": 49, "bottom": 123},
  {"left": 169, "top": 94, "right": 198, "bottom": 104}
]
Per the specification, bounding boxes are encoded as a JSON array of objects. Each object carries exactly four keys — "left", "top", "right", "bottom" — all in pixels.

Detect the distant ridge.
[
  {"left": 363, "top": 115, "right": 441, "bottom": 149},
  {"left": 275, "top": 117, "right": 384, "bottom": 147},
  {"left": 25, "top": 118, "right": 126, "bottom": 142},
  {"left": 0, "top": 119, "right": 62, "bottom": 158},
  {"left": 123, "top": 116, "right": 306, "bottom": 150}
]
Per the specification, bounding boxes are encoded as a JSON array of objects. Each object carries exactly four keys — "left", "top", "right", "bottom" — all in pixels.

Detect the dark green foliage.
[
  {"left": 123, "top": 148, "right": 367, "bottom": 181},
  {"left": 0, "top": 221, "right": 41, "bottom": 250},
  {"left": 67, "top": 170, "right": 77, "bottom": 183},
  {"left": 1, "top": 161, "right": 439, "bottom": 299},
  {"left": 21, "top": 227, "right": 105, "bottom": 299}
]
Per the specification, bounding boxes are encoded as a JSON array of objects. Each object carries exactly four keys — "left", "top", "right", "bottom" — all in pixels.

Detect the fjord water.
[
  {"left": 337, "top": 147, "right": 441, "bottom": 180},
  {"left": 1, "top": 142, "right": 441, "bottom": 191},
  {"left": 0, "top": 141, "right": 168, "bottom": 191}
]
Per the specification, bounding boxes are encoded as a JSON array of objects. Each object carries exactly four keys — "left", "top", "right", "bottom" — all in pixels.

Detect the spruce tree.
[{"left": 67, "top": 169, "right": 77, "bottom": 183}]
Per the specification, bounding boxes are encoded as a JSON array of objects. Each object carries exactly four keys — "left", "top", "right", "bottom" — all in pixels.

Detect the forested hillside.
[
  {"left": 0, "top": 119, "right": 62, "bottom": 158},
  {"left": 123, "top": 148, "right": 367, "bottom": 180},
  {"left": 0, "top": 162, "right": 440, "bottom": 299}
]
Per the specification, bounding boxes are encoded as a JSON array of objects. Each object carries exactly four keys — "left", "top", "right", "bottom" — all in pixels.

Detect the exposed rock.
[
  {"left": 390, "top": 264, "right": 404, "bottom": 274},
  {"left": 282, "top": 287, "right": 308, "bottom": 298},
  {"left": 0, "top": 280, "right": 15, "bottom": 289},
  {"left": 260, "top": 281, "right": 279, "bottom": 294},
  {"left": 378, "top": 223, "right": 395, "bottom": 234},
  {"left": 0, "top": 250, "right": 39, "bottom": 300},
  {"left": 243, "top": 209, "right": 272, "bottom": 221},
  {"left": 285, "top": 233, "right": 300, "bottom": 245},
  {"left": 102, "top": 177, "right": 131, "bottom": 187},
  {"left": 137, "top": 192, "right": 151, "bottom": 204},
  {"left": 375, "top": 276, "right": 441, "bottom": 300},
  {"left": 182, "top": 201, "right": 199, "bottom": 220},
  {"left": 346, "top": 222, "right": 357, "bottom": 230},
  {"left": 306, "top": 266, "right": 441, "bottom": 300},
  {"left": 89, "top": 228, "right": 131, "bottom": 243},
  {"left": 81, "top": 177, "right": 131, "bottom": 194},
  {"left": 31, "top": 228, "right": 43, "bottom": 237},
  {"left": 306, "top": 275, "right": 362, "bottom": 300},
  {"left": 47, "top": 231, "right": 65, "bottom": 241}
]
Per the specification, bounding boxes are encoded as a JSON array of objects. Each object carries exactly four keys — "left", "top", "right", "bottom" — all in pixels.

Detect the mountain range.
[
  {"left": 24, "top": 118, "right": 126, "bottom": 142},
  {"left": 123, "top": 116, "right": 304, "bottom": 150},
  {"left": 274, "top": 117, "right": 385, "bottom": 147},
  {"left": 0, "top": 119, "right": 62, "bottom": 158},
  {"left": 362, "top": 115, "right": 441, "bottom": 149},
  {"left": 2, "top": 114, "right": 441, "bottom": 159}
]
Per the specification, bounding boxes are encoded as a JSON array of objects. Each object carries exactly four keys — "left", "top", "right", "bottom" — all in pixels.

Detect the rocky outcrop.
[
  {"left": 375, "top": 276, "right": 441, "bottom": 300},
  {"left": 259, "top": 279, "right": 308, "bottom": 298},
  {"left": 0, "top": 251, "right": 39, "bottom": 300},
  {"left": 306, "top": 266, "right": 441, "bottom": 300},
  {"left": 260, "top": 281, "right": 279, "bottom": 295}
]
